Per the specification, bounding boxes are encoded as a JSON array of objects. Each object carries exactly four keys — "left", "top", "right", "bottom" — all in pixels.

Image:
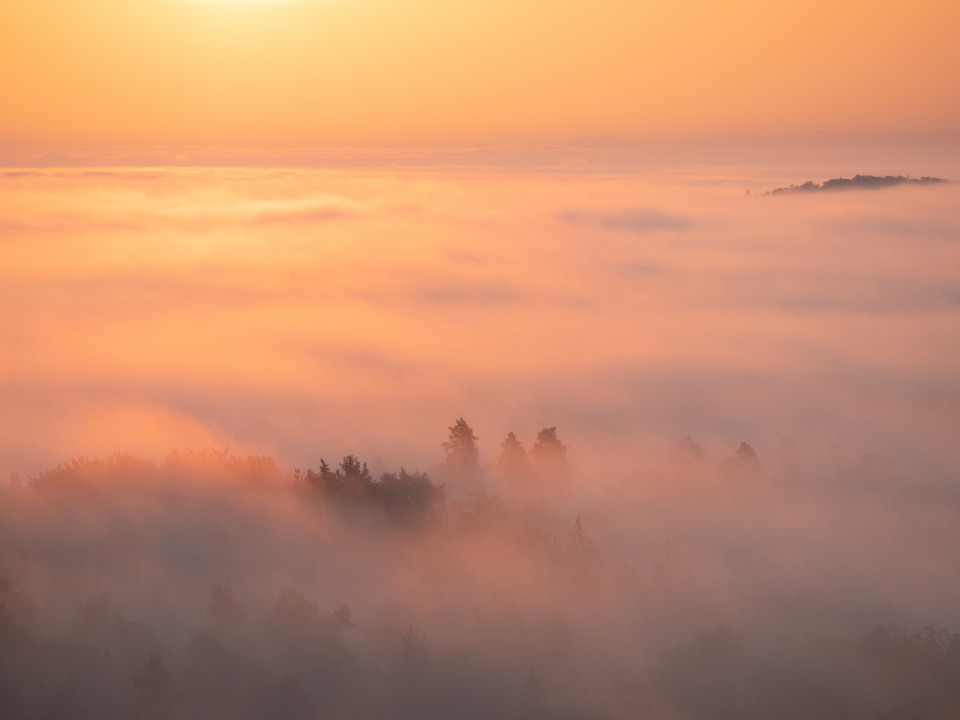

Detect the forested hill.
[
  {"left": 3, "top": 423, "right": 960, "bottom": 720},
  {"left": 766, "top": 174, "right": 947, "bottom": 194}
]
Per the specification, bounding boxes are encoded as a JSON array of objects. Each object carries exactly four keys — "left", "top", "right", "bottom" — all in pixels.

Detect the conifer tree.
[{"left": 442, "top": 418, "right": 480, "bottom": 479}]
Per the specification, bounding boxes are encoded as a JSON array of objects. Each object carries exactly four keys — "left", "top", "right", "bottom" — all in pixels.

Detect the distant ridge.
[{"left": 766, "top": 174, "right": 947, "bottom": 195}]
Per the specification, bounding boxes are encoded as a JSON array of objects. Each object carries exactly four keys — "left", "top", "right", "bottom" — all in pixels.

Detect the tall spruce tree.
[{"left": 442, "top": 418, "right": 480, "bottom": 479}]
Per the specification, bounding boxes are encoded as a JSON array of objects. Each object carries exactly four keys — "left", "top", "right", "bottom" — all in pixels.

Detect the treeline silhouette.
[
  {"left": 3, "top": 419, "right": 960, "bottom": 719},
  {"left": 296, "top": 458, "right": 443, "bottom": 525},
  {"left": 765, "top": 174, "right": 947, "bottom": 194},
  {"left": 294, "top": 418, "right": 572, "bottom": 524}
]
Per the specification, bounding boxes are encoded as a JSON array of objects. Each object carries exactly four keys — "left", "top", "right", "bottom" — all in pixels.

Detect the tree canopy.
[
  {"left": 530, "top": 427, "right": 568, "bottom": 480},
  {"left": 496, "top": 431, "right": 530, "bottom": 483},
  {"left": 442, "top": 417, "right": 480, "bottom": 479}
]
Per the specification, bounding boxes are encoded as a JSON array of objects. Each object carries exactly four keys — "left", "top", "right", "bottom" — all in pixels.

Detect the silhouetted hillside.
[
  {"left": 3, "top": 422, "right": 960, "bottom": 720},
  {"left": 766, "top": 174, "right": 947, "bottom": 194}
]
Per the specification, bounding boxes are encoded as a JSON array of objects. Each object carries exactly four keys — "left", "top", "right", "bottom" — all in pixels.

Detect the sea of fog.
[
  {"left": 2, "top": 152, "right": 959, "bottom": 477},
  {"left": 1, "top": 149, "right": 959, "bottom": 719}
]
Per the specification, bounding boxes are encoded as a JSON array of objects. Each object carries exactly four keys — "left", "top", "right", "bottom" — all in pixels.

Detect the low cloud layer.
[
  {"left": 2, "top": 154, "right": 959, "bottom": 717},
  {"left": 3, "top": 162, "right": 957, "bottom": 476},
  {"left": 560, "top": 209, "right": 690, "bottom": 233}
]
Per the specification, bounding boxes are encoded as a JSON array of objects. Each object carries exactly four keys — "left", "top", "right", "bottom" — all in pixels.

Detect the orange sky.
[{"left": 2, "top": 0, "right": 958, "bottom": 147}]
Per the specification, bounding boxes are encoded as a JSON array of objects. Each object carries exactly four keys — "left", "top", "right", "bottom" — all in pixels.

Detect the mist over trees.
[
  {"left": 530, "top": 427, "right": 569, "bottom": 482},
  {"left": 765, "top": 174, "right": 948, "bottom": 195},
  {"left": 442, "top": 417, "right": 481, "bottom": 481},
  {"left": 297, "top": 456, "right": 443, "bottom": 526},
  {"left": 497, "top": 431, "right": 530, "bottom": 485},
  {"left": 2, "top": 420, "right": 960, "bottom": 719}
]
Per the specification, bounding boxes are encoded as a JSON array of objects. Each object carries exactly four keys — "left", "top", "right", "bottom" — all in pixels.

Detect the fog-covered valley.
[
  {"left": 2, "top": 153, "right": 959, "bottom": 718},
  {"left": 3, "top": 419, "right": 960, "bottom": 719}
]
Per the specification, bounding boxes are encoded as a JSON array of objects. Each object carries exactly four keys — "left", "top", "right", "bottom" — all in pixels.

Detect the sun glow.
[
  {"left": 179, "top": 0, "right": 323, "bottom": 5},
  {"left": 2, "top": 0, "right": 957, "bottom": 147}
]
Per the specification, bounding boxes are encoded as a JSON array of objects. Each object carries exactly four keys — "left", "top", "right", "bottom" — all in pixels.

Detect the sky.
[{"left": 2, "top": 0, "right": 959, "bottom": 148}]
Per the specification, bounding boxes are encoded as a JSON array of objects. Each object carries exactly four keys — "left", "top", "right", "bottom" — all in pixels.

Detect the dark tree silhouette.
[
  {"left": 310, "top": 455, "right": 373, "bottom": 505},
  {"left": 338, "top": 455, "right": 372, "bottom": 483},
  {"left": 374, "top": 468, "right": 444, "bottom": 524},
  {"left": 530, "top": 427, "right": 568, "bottom": 480},
  {"left": 496, "top": 431, "right": 530, "bottom": 483},
  {"left": 300, "top": 456, "right": 443, "bottom": 524},
  {"left": 720, "top": 441, "right": 761, "bottom": 478},
  {"left": 443, "top": 418, "right": 480, "bottom": 479},
  {"left": 766, "top": 174, "right": 947, "bottom": 195}
]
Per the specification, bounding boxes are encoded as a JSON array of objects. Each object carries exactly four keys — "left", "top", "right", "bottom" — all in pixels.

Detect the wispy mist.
[
  {"left": 3, "top": 437, "right": 960, "bottom": 719},
  {"left": 2, "top": 152, "right": 959, "bottom": 718},
  {"left": 1, "top": 161, "right": 958, "bottom": 475}
]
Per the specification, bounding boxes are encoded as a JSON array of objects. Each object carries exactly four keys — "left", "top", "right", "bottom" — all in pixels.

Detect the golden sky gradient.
[{"left": 3, "top": 0, "right": 958, "bottom": 147}]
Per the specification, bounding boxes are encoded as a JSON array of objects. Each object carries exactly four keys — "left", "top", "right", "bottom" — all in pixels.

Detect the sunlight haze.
[
  {"left": 2, "top": 2, "right": 960, "bottom": 719},
  {"left": 2, "top": 0, "right": 958, "bottom": 147}
]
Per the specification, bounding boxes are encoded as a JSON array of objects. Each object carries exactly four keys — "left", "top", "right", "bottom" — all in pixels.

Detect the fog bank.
[
  {"left": 2, "top": 150, "right": 959, "bottom": 717},
  {"left": 2, "top": 440, "right": 960, "bottom": 719}
]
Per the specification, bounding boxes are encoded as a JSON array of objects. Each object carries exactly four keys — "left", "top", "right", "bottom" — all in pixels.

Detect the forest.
[
  {"left": 765, "top": 174, "right": 947, "bottom": 194},
  {"left": 2, "top": 418, "right": 959, "bottom": 720}
]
